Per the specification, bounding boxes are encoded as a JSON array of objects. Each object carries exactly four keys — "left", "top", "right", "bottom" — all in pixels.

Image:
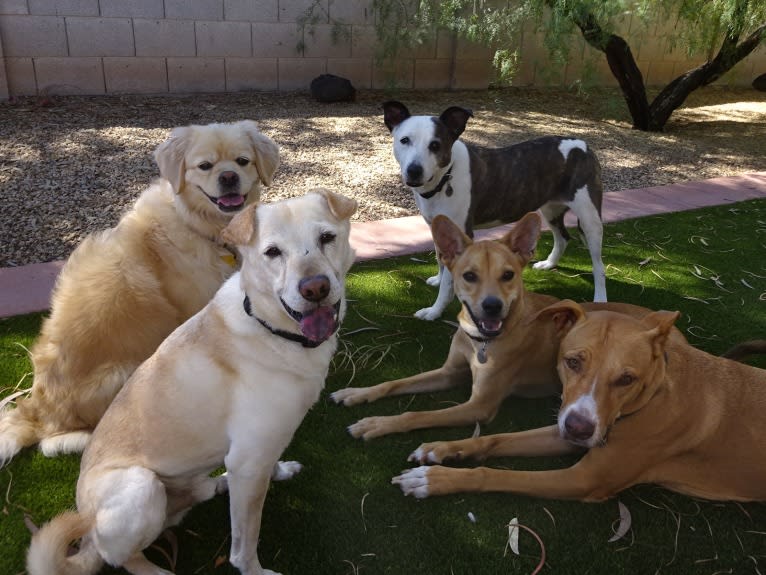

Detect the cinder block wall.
[{"left": 0, "top": 1, "right": 763, "bottom": 97}]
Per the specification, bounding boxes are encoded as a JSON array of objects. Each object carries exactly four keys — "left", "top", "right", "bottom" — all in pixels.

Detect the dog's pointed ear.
[
  {"left": 383, "top": 101, "right": 411, "bottom": 132},
  {"left": 439, "top": 106, "right": 473, "bottom": 139},
  {"left": 503, "top": 212, "right": 541, "bottom": 264},
  {"left": 432, "top": 215, "right": 472, "bottom": 268},
  {"left": 313, "top": 188, "right": 358, "bottom": 221},
  {"left": 222, "top": 202, "right": 259, "bottom": 246},
  {"left": 642, "top": 310, "right": 680, "bottom": 358},
  {"left": 154, "top": 126, "right": 191, "bottom": 195},
  {"left": 529, "top": 299, "right": 586, "bottom": 337},
  {"left": 240, "top": 120, "right": 280, "bottom": 187}
]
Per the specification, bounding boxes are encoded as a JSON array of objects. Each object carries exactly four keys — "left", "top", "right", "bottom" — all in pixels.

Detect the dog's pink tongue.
[
  {"left": 300, "top": 306, "right": 338, "bottom": 343},
  {"left": 218, "top": 194, "right": 244, "bottom": 207}
]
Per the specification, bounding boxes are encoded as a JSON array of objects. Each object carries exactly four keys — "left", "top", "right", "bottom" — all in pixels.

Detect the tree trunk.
[
  {"left": 570, "top": 9, "right": 652, "bottom": 130},
  {"left": 647, "top": 22, "right": 766, "bottom": 130},
  {"left": 562, "top": 1, "right": 766, "bottom": 131}
]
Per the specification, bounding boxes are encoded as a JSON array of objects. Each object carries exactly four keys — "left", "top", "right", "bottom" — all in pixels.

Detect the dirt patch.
[{"left": 1, "top": 86, "right": 764, "bottom": 267}]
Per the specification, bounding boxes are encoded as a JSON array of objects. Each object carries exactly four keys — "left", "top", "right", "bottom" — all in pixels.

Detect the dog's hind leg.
[
  {"left": 86, "top": 466, "right": 168, "bottom": 571},
  {"left": 533, "top": 204, "right": 570, "bottom": 271},
  {"left": 568, "top": 186, "right": 607, "bottom": 302}
]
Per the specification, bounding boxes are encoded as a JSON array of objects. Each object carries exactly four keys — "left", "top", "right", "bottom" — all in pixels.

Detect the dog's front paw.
[
  {"left": 331, "top": 387, "right": 377, "bottom": 406},
  {"left": 392, "top": 466, "right": 432, "bottom": 498},
  {"left": 414, "top": 306, "right": 442, "bottom": 321},
  {"left": 272, "top": 460, "right": 303, "bottom": 481},
  {"left": 426, "top": 274, "right": 441, "bottom": 287},
  {"left": 408, "top": 442, "right": 462, "bottom": 465},
  {"left": 533, "top": 259, "right": 557, "bottom": 271},
  {"left": 347, "top": 416, "right": 398, "bottom": 440}
]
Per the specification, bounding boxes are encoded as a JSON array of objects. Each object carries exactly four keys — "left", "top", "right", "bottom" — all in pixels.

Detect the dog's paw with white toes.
[
  {"left": 414, "top": 306, "right": 442, "bottom": 321},
  {"left": 392, "top": 466, "right": 431, "bottom": 498},
  {"left": 272, "top": 460, "right": 303, "bottom": 481},
  {"left": 408, "top": 446, "right": 443, "bottom": 464},
  {"left": 426, "top": 274, "right": 441, "bottom": 287},
  {"left": 532, "top": 259, "right": 557, "bottom": 271}
]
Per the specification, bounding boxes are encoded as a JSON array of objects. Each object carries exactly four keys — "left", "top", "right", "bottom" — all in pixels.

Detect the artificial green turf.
[{"left": 1, "top": 200, "right": 765, "bottom": 575}]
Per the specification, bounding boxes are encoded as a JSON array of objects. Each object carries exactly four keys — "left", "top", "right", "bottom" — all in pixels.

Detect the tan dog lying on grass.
[
  {"left": 332, "top": 212, "right": 654, "bottom": 440},
  {"left": 394, "top": 300, "right": 766, "bottom": 502},
  {"left": 0, "top": 121, "right": 279, "bottom": 466},
  {"left": 26, "top": 189, "right": 358, "bottom": 575}
]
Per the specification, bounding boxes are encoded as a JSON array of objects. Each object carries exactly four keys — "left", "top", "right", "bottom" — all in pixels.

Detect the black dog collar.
[
  {"left": 419, "top": 166, "right": 453, "bottom": 200},
  {"left": 243, "top": 295, "right": 324, "bottom": 348}
]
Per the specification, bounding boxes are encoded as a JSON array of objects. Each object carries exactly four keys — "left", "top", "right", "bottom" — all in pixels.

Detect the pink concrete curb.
[{"left": 2, "top": 172, "right": 765, "bottom": 319}]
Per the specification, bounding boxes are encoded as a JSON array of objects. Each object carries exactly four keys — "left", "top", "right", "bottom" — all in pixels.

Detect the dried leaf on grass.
[{"left": 608, "top": 500, "right": 632, "bottom": 543}]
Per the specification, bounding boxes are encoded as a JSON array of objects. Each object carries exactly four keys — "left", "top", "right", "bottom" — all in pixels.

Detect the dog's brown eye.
[
  {"left": 400, "top": 137, "right": 410, "bottom": 145},
  {"left": 264, "top": 246, "right": 281, "bottom": 258},
  {"left": 198, "top": 161, "right": 213, "bottom": 171},
  {"left": 501, "top": 270, "right": 515, "bottom": 281},
  {"left": 614, "top": 373, "right": 636, "bottom": 387},
  {"left": 428, "top": 141, "right": 440, "bottom": 152},
  {"left": 319, "top": 232, "right": 336, "bottom": 246},
  {"left": 462, "top": 271, "right": 478, "bottom": 283},
  {"left": 236, "top": 157, "right": 249, "bottom": 166},
  {"left": 564, "top": 356, "right": 581, "bottom": 372}
]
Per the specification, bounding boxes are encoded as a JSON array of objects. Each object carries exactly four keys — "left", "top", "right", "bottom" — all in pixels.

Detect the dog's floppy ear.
[
  {"left": 641, "top": 310, "right": 680, "bottom": 358},
  {"left": 154, "top": 126, "right": 191, "bottom": 195},
  {"left": 503, "top": 212, "right": 541, "bottom": 264},
  {"left": 313, "top": 188, "right": 358, "bottom": 221},
  {"left": 382, "top": 101, "right": 411, "bottom": 132},
  {"left": 239, "top": 120, "right": 280, "bottom": 187},
  {"left": 439, "top": 106, "right": 473, "bottom": 139},
  {"left": 222, "top": 202, "right": 259, "bottom": 246},
  {"left": 530, "top": 299, "right": 586, "bottom": 337},
  {"left": 432, "top": 215, "right": 472, "bottom": 268}
]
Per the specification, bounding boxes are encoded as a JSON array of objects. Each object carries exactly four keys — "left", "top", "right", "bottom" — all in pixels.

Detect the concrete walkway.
[{"left": 1, "top": 171, "right": 765, "bottom": 319}]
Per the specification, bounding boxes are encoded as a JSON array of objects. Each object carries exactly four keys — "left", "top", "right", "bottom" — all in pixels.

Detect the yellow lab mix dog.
[
  {"left": 0, "top": 121, "right": 279, "bottom": 465},
  {"left": 27, "top": 189, "right": 358, "bottom": 575}
]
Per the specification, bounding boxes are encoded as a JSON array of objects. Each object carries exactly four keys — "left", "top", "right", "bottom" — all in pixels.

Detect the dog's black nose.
[
  {"left": 299, "top": 275, "right": 330, "bottom": 302},
  {"left": 481, "top": 296, "right": 503, "bottom": 317},
  {"left": 406, "top": 163, "right": 424, "bottom": 182},
  {"left": 219, "top": 171, "right": 240, "bottom": 188},
  {"left": 564, "top": 411, "right": 595, "bottom": 441}
]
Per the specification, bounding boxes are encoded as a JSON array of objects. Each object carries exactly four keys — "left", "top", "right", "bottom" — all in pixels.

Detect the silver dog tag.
[{"left": 477, "top": 342, "right": 488, "bottom": 364}]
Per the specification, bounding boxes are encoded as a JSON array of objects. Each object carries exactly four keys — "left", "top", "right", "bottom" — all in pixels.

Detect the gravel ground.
[{"left": 1, "top": 86, "right": 764, "bottom": 267}]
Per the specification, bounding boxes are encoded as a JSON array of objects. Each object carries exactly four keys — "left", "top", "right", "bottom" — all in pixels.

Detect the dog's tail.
[
  {"left": 721, "top": 339, "right": 766, "bottom": 362},
  {"left": 0, "top": 396, "right": 41, "bottom": 467},
  {"left": 27, "top": 511, "right": 103, "bottom": 575}
]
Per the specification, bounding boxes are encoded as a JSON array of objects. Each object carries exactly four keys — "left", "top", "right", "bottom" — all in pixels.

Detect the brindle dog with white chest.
[{"left": 383, "top": 101, "right": 607, "bottom": 320}]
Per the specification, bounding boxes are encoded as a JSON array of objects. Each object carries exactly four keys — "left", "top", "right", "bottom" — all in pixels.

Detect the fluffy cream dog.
[
  {"left": 26, "top": 189, "right": 357, "bottom": 575},
  {"left": 0, "top": 121, "right": 280, "bottom": 466}
]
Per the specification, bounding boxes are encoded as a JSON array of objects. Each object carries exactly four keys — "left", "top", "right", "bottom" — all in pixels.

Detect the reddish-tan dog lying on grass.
[
  {"left": 393, "top": 300, "right": 766, "bottom": 502},
  {"left": 332, "top": 212, "right": 655, "bottom": 440}
]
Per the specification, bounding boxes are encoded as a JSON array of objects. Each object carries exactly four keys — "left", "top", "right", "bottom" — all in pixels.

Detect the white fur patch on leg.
[
  {"left": 569, "top": 186, "right": 607, "bottom": 302},
  {"left": 92, "top": 467, "right": 167, "bottom": 567},
  {"left": 416, "top": 268, "right": 454, "bottom": 320},
  {"left": 534, "top": 204, "right": 568, "bottom": 270},
  {"left": 272, "top": 460, "right": 303, "bottom": 481},
  {"left": 39, "top": 431, "right": 92, "bottom": 457},
  {"left": 392, "top": 466, "right": 431, "bottom": 498}
]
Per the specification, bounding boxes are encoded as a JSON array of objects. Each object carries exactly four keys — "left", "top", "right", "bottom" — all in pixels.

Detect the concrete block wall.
[
  {"left": 0, "top": 0, "right": 494, "bottom": 96},
  {"left": 0, "top": 1, "right": 763, "bottom": 97}
]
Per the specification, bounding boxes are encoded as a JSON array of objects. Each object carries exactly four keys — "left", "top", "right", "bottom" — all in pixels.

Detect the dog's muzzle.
[
  {"left": 281, "top": 276, "right": 341, "bottom": 344},
  {"left": 281, "top": 298, "right": 341, "bottom": 344},
  {"left": 463, "top": 296, "right": 505, "bottom": 338}
]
